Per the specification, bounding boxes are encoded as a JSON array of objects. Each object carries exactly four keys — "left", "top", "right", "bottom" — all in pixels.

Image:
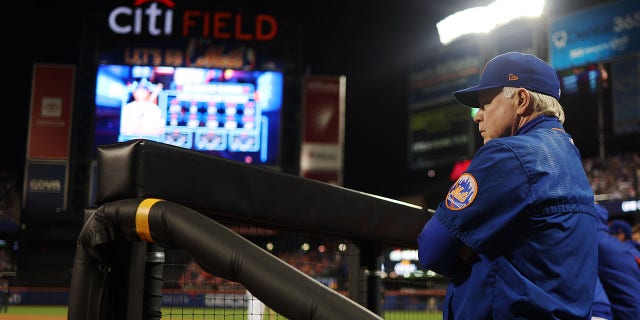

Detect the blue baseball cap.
[
  {"left": 453, "top": 52, "right": 561, "bottom": 108},
  {"left": 609, "top": 219, "right": 632, "bottom": 239}
]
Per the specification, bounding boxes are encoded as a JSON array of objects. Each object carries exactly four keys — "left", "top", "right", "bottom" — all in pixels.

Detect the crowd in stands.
[
  {"left": 0, "top": 173, "right": 20, "bottom": 277},
  {"left": 178, "top": 259, "right": 238, "bottom": 291},
  {"left": 0, "top": 173, "right": 20, "bottom": 229},
  {"left": 582, "top": 152, "right": 640, "bottom": 200},
  {"left": 177, "top": 249, "right": 346, "bottom": 291},
  {"left": 0, "top": 249, "right": 14, "bottom": 274}
]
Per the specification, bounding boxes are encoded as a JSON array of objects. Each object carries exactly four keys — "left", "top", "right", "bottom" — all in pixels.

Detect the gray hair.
[{"left": 503, "top": 87, "right": 565, "bottom": 124}]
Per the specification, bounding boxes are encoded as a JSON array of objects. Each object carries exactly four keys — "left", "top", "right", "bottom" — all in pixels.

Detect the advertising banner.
[
  {"left": 26, "top": 64, "right": 75, "bottom": 160},
  {"left": 408, "top": 43, "right": 480, "bottom": 169},
  {"left": 299, "top": 75, "right": 346, "bottom": 185},
  {"left": 611, "top": 55, "right": 640, "bottom": 134},
  {"left": 408, "top": 41, "right": 483, "bottom": 110},
  {"left": 409, "top": 104, "right": 471, "bottom": 169},
  {"left": 549, "top": 0, "right": 640, "bottom": 70},
  {"left": 22, "top": 161, "right": 68, "bottom": 213},
  {"left": 599, "top": 198, "right": 640, "bottom": 219},
  {"left": 88, "top": 0, "right": 299, "bottom": 71}
]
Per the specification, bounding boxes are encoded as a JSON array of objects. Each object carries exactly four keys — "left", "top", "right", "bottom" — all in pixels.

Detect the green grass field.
[
  {"left": 5, "top": 305, "right": 442, "bottom": 319},
  {"left": 5, "top": 305, "right": 67, "bottom": 315},
  {"left": 162, "top": 309, "right": 443, "bottom": 319}
]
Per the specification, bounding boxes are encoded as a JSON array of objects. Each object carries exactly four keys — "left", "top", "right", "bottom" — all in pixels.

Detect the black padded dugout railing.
[
  {"left": 68, "top": 199, "right": 383, "bottom": 320},
  {"left": 68, "top": 139, "right": 430, "bottom": 319}
]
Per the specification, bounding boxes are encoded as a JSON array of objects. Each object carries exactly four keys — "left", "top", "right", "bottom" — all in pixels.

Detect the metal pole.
[
  {"left": 360, "top": 243, "right": 383, "bottom": 316},
  {"left": 597, "top": 63, "right": 607, "bottom": 162}
]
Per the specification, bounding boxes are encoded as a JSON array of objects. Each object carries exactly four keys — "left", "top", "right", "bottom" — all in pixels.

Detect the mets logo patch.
[{"left": 446, "top": 173, "right": 478, "bottom": 210}]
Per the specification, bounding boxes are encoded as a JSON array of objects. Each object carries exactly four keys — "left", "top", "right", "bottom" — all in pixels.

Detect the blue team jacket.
[
  {"left": 418, "top": 116, "right": 598, "bottom": 319},
  {"left": 595, "top": 204, "right": 640, "bottom": 320}
]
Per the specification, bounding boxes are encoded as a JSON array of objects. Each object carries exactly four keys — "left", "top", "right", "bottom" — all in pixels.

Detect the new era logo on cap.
[{"left": 452, "top": 52, "right": 561, "bottom": 108}]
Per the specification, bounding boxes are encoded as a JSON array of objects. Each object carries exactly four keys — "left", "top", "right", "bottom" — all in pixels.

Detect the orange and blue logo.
[{"left": 446, "top": 173, "right": 477, "bottom": 210}]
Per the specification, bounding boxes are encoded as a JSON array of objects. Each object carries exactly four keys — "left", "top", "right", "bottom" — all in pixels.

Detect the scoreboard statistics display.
[{"left": 94, "top": 65, "right": 283, "bottom": 167}]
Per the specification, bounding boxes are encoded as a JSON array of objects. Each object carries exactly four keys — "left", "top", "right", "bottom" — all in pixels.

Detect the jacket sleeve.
[{"left": 418, "top": 216, "right": 475, "bottom": 278}]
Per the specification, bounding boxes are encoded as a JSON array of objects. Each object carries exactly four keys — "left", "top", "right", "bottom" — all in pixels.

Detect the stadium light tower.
[{"left": 437, "top": 0, "right": 546, "bottom": 45}]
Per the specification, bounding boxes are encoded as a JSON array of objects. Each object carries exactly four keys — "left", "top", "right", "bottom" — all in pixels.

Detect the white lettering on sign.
[
  {"left": 29, "top": 179, "right": 62, "bottom": 192},
  {"left": 109, "top": 2, "right": 174, "bottom": 35},
  {"left": 621, "top": 200, "right": 640, "bottom": 213}
]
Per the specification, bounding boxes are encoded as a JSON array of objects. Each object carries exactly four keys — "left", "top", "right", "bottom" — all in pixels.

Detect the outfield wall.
[
  {"left": 7, "top": 287, "right": 445, "bottom": 311},
  {"left": 9, "top": 287, "right": 69, "bottom": 305}
]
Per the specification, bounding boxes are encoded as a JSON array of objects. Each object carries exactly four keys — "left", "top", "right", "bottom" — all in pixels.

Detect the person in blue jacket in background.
[
  {"left": 595, "top": 204, "right": 640, "bottom": 320},
  {"left": 609, "top": 219, "right": 640, "bottom": 257},
  {"left": 417, "top": 52, "right": 598, "bottom": 319}
]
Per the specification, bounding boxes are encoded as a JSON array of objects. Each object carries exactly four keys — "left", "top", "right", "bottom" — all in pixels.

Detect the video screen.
[{"left": 94, "top": 65, "right": 283, "bottom": 166}]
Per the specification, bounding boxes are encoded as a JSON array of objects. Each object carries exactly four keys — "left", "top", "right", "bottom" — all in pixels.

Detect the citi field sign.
[{"left": 107, "top": 0, "right": 278, "bottom": 41}]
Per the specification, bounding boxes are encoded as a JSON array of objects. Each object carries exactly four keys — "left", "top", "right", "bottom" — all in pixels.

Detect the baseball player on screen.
[{"left": 417, "top": 52, "right": 598, "bottom": 319}]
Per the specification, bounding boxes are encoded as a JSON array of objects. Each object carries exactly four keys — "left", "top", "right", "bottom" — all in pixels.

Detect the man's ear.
[{"left": 515, "top": 89, "right": 531, "bottom": 115}]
